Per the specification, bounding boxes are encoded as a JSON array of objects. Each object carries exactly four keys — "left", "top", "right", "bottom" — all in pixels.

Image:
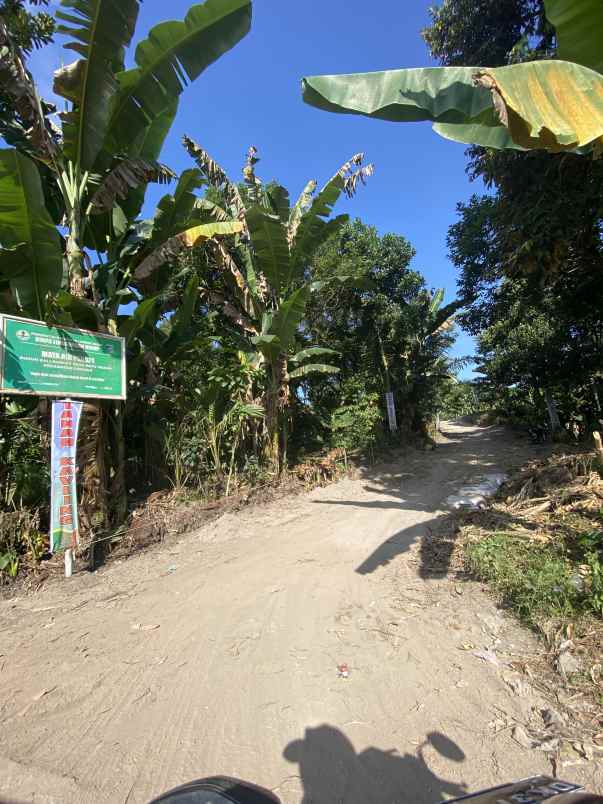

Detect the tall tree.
[
  {"left": 306, "top": 220, "right": 461, "bottom": 438},
  {"left": 422, "top": 0, "right": 551, "bottom": 67}
]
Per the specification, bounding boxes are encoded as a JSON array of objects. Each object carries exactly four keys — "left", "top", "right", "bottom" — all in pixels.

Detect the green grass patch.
[{"left": 466, "top": 532, "right": 601, "bottom": 626}]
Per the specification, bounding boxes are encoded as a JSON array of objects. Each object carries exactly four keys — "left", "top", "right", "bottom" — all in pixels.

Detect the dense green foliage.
[
  {"left": 467, "top": 516, "right": 603, "bottom": 622},
  {"left": 438, "top": 380, "right": 481, "bottom": 419},
  {"left": 0, "top": 0, "right": 54, "bottom": 52},
  {"left": 304, "top": 220, "right": 462, "bottom": 443},
  {"left": 422, "top": 0, "right": 551, "bottom": 67}
]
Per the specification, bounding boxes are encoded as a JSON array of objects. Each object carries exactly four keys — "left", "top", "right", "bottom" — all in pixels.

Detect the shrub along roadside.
[
  {"left": 466, "top": 526, "right": 603, "bottom": 624},
  {"left": 457, "top": 450, "right": 603, "bottom": 716}
]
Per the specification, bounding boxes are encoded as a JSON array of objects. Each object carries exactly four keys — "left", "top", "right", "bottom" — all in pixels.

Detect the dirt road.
[{"left": 1, "top": 423, "right": 600, "bottom": 803}]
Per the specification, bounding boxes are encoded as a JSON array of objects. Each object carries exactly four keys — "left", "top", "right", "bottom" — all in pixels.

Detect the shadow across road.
[
  {"left": 283, "top": 724, "right": 467, "bottom": 803},
  {"left": 311, "top": 424, "right": 532, "bottom": 579}
]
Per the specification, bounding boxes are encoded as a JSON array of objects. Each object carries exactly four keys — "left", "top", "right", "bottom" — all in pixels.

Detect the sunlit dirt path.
[{"left": 1, "top": 423, "right": 600, "bottom": 803}]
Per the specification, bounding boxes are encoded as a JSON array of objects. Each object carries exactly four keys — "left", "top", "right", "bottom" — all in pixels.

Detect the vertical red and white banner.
[{"left": 50, "top": 400, "right": 83, "bottom": 553}]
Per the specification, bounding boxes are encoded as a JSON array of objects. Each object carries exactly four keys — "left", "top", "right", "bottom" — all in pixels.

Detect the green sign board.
[{"left": 0, "top": 315, "right": 126, "bottom": 399}]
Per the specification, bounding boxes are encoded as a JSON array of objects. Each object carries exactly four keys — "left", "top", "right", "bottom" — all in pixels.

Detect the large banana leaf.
[
  {"left": 245, "top": 205, "right": 290, "bottom": 296},
  {"left": 291, "top": 346, "right": 340, "bottom": 364},
  {"left": 160, "top": 273, "right": 200, "bottom": 358},
  {"left": 545, "top": 0, "right": 603, "bottom": 74},
  {"left": 84, "top": 98, "right": 179, "bottom": 250},
  {"left": 266, "top": 183, "right": 290, "bottom": 224},
  {"left": 109, "top": 0, "right": 252, "bottom": 151},
  {"left": 170, "top": 273, "right": 199, "bottom": 338},
  {"left": 288, "top": 179, "right": 316, "bottom": 244},
  {"left": 302, "top": 61, "right": 603, "bottom": 152},
  {"left": 119, "top": 296, "right": 160, "bottom": 343},
  {"left": 54, "top": 0, "right": 141, "bottom": 169},
  {"left": 269, "top": 284, "right": 312, "bottom": 354},
  {"left": 303, "top": 67, "right": 495, "bottom": 123},
  {"left": 250, "top": 333, "right": 280, "bottom": 360},
  {"left": 288, "top": 363, "right": 340, "bottom": 380},
  {"left": 0, "top": 149, "right": 63, "bottom": 317},
  {"left": 119, "top": 98, "right": 179, "bottom": 221},
  {"left": 55, "top": 290, "right": 103, "bottom": 330},
  {"left": 150, "top": 169, "right": 206, "bottom": 246}
]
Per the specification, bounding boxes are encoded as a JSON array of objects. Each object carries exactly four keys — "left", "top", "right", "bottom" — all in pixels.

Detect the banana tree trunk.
[
  {"left": 264, "top": 387, "right": 280, "bottom": 474},
  {"left": 264, "top": 355, "right": 289, "bottom": 475},
  {"left": 66, "top": 207, "right": 86, "bottom": 298},
  {"left": 66, "top": 200, "right": 110, "bottom": 547},
  {"left": 78, "top": 401, "right": 109, "bottom": 537}
]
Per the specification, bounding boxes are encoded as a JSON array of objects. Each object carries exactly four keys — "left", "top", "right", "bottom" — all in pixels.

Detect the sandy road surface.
[{"left": 1, "top": 422, "right": 600, "bottom": 803}]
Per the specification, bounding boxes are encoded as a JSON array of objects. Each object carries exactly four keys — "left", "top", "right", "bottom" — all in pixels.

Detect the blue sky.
[{"left": 29, "top": 0, "right": 484, "bottom": 377}]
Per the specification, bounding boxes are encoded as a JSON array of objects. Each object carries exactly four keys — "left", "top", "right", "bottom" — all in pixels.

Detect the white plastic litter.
[{"left": 445, "top": 473, "right": 506, "bottom": 510}]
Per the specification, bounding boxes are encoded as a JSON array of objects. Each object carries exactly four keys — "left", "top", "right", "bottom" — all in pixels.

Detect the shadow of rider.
[{"left": 283, "top": 725, "right": 467, "bottom": 803}]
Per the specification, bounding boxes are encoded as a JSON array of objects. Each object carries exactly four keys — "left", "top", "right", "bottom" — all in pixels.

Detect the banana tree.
[
  {"left": 110, "top": 189, "right": 243, "bottom": 487},
  {"left": 0, "top": 0, "right": 252, "bottom": 530},
  {"left": 393, "top": 289, "right": 461, "bottom": 435},
  {"left": 302, "top": 0, "right": 603, "bottom": 155},
  {"left": 135, "top": 138, "right": 373, "bottom": 472},
  {"left": 1, "top": 0, "right": 251, "bottom": 313}
]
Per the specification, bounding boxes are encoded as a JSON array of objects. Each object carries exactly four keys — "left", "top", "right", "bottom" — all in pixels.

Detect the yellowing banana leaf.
[
  {"left": 302, "top": 60, "right": 603, "bottom": 152},
  {"left": 545, "top": 0, "right": 603, "bottom": 74},
  {"left": 134, "top": 221, "right": 243, "bottom": 279},
  {"left": 474, "top": 61, "right": 603, "bottom": 150}
]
